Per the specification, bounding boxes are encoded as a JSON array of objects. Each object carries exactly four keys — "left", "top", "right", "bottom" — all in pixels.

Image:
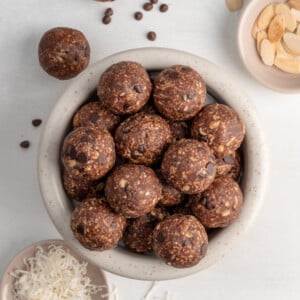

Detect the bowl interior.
[
  {"left": 238, "top": 0, "right": 300, "bottom": 93},
  {"left": 38, "top": 48, "right": 268, "bottom": 280}
]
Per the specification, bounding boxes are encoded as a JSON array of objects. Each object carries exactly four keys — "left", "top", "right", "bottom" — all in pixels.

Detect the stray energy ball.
[
  {"left": 191, "top": 103, "right": 246, "bottom": 158},
  {"left": 161, "top": 139, "right": 216, "bottom": 194},
  {"left": 216, "top": 151, "right": 241, "bottom": 180},
  {"left": 73, "top": 101, "right": 121, "bottom": 133},
  {"left": 98, "top": 61, "right": 152, "bottom": 115},
  {"left": 114, "top": 113, "right": 172, "bottom": 165},
  {"left": 191, "top": 176, "right": 243, "bottom": 228},
  {"left": 123, "top": 205, "right": 168, "bottom": 253},
  {"left": 154, "top": 65, "right": 206, "bottom": 121},
  {"left": 38, "top": 27, "right": 90, "bottom": 80},
  {"left": 62, "top": 127, "right": 115, "bottom": 181},
  {"left": 105, "top": 164, "right": 162, "bottom": 218},
  {"left": 71, "top": 197, "right": 126, "bottom": 251},
  {"left": 152, "top": 214, "right": 208, "bottom": 268}
]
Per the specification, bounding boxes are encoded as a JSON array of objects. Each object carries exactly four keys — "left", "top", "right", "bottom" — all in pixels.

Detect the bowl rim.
[
  {"left": 38, "top": 47, "right": 269, "bottom": 280},
  {"left": 237, "top": 0, "right": 300, "bottom": 94}
]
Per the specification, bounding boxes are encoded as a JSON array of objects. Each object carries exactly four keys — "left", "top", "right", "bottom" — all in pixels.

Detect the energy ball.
[
  {"left": 71, "top": 197, "right": 126, "bottom": 251},
  {"left": 105, "top": 164, "right": 162, "bottom": 218},
  {"left": 98, "top": 61, "right": 152, "bottom": 115},
  {"left": 191, "top": 176, "right": 243, "bottom": 228},
  {"left": 191, "top": 103, "right": 246, "bottom": 158},
  {"left": 114, "top": 113, "right": 172, "bottom": 165},
  {"left": 152, "top": 214, "right": 208, "bottom": 268},
  {"left": 38, "top": 27, "right": 90, "bottom": 80},
  {"left": 154, "top": 65, "right": 206, "bottom": 121},
  {"left": 168, "top": 120, "right": 190, "bottom": 143},
  {"left": 73, "top": 101, "right": 121, "bottom": 133},
  {"left": 216, "top": 151, "right": 241, "bottom": 180},
  {"left": 161, "top": 139, "right": 216, "bottom": 195},
  {"left": 123, "top": 205, "right": 169, "bottom": 253},
  {"left": 62, "top": 127, "right": 115, "bottom": 181}
]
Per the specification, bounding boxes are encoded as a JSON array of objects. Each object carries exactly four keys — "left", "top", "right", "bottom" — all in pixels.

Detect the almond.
[
  {"left": 283, "top": 32, "right": 300, "bottom": 55},
  {"left": 275, "top": 41, "right": 287, "bottom": 55},
  {"left": 260, "top": 39, "right": 275, "bottom": 66},
  {"left": 274, "top": 52, "right": 300, "bottom": 73},
  {"left": 268, "top": 14, "right": 286, "bottom": 42},
  {"left": 256, "top": 31, "right": 267, "bottom": 52},
  {"left": 288, "top": 0, "right": 300, "bottom": 10},
  {"left": 252, "top": 20, "right": 260, "bottom": 39},
  {"left": 291, "top": 8, "right": 300, "bottom": 21},
  {"left": 226, "top": 0, "right": 243, "bottom": 12},
  {"left": 257, "top": 4, "right": 275, "bottom": 30},
  {"left": 275, "top": 4, "right": 297, "bottom": 32},
  {"left": 297, "top": 24, "right": 300, "bottom": 35}
]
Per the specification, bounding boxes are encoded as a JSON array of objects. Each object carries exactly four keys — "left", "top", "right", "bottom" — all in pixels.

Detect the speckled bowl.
[{"left": 38, "top": 48, "right": 268, "bottom": 280}]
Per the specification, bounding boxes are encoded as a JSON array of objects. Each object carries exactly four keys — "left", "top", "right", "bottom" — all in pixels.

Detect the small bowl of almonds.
[{"left": 238, "top": 0, "right": 300, "bottom": 93}]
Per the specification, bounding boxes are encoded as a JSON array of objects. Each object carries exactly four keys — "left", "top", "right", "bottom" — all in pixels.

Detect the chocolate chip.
[
  {"left": 200, "top": 243, "right": 207, "bottom": 256},
  {"left": 182, "top": 238, "right": 193, "bottom": 247},
  {"left": 166, "top": 70, "right": 179, "bottom": 79},
  {"left": 182, "top": 66, "right": 192, "bottom": 72},
  {"left": 187, "top": 93, "right": 194, "bottom": 99},
  {"left": 122, "top": 127, "right": 131, "bottom": 134},
  {"left": 123, "top": 103, "right": 130, "bottom": 110},
  {"left": 197, "top": 147, "right": 206, "bottom": 153},
  {"left": 84, "top": 47, "right": 90, "bottom": 58},
  {"left": 89, "top": 112, "right": 99, "bottom": 123},
  {"left": 134, "top": 85, "right": 143, "bottom": 93},
  {"left": 157, "top": 232, "right": 165, "bottom": 243},
  {"left": 143, "top": 3, "right": 153, "bottom": 11},
  {"left": 137, "top": 145, "right": 145, "bottom": 153},
  {"left": 76, "top": 224, "right": 84, "bottom": 235},
  {"left": 32, "top": 119, "right": 42, "bottom": 127},
  {"left": 199, "top": 196, "right": 207, "bottom": 206},
  {"left": 205, "top": 201, "right": 215, "bottom": 210},
  {"left": 80, "top": 136, "right": 89, "bottom": 143},
  {"left": 105, "top": 7, "right": 113, "bottom": 16},
  {"left": 102, "top": 15, "right": 111, "bottom": 25},
  {"left": 198, "top": 173, "right": 206, "bottom": 178},
  {"left": 134, "top": 11, "right": 143, "bottom": 20},
  {"left": 147, "top": 31, "right": 157, "bottom": 41},
  {"left": 66, "top": 145, "right": 77, "bottom": 159},
  {"left": 20, "top": 140, "right": 30, "bottom": 148},
  {"left": 206, "top": 162, "right": 215, "bottom": 174},
  {"left": 224, "top": 155, "right": 234, "bottom": 164},
  {"left": 74, "top": 52, "right": 79, "bottom": 62},
  {"left": 77, "top": 152, "right": 88, "bottom": 163},
  {"left": 159, "top": 3, "right": 168, "bottom": 12}
]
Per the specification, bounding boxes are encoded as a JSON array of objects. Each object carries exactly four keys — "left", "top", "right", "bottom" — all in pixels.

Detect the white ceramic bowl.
[{"left": 38, "top": 48, "right": 268, "bottom": 280}]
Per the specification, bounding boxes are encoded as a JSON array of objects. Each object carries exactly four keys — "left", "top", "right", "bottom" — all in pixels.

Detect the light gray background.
[{"left": 0, "top": 0, "right": 299, "bottom": 299}]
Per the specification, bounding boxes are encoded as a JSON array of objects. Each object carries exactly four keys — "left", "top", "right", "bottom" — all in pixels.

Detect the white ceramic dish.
[
  {"left": 0, "top": 240, "right": 112, "bottom": 300},
  {"left": 38, "top": 47, "right": 268, "bottom": 280},
  {"left": 238, "top": 0, "right": 300, "bottom": 93}
]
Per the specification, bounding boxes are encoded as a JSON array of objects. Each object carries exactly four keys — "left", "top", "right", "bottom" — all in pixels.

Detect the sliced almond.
[
  {"left": 275, "top": 41, "right": 287, "bottom": 55},
  {"left": 274, "top": 52, "right": 300, "bottom": 73},
  {"left": 256, "top": 31, "right": 267, "bottom": 52},
  {"left": 283, "top": 32, "right": 300, "bottom": 55},
  {"left": 252, "top": 20, "right": 260, "bottom": 39},
  {"left": 257, "top": 4, "right": 275, "bottom": 30},
  {"left": 260, "top": 39, "right": 275, "bottom": 66},
  {"left": 275, "top": 3, "right": 297, "bottom": 32},
  {"left": 291, "top": 8, "right": 300, "bottom": 21},
  {"left": 268, "top": 14, "right": 286, "bottom": 42},
  {"left": 297, "top": 24, "right": 300, "bottom": 35},
  {"left": 288, "top": 0, "right": 300, "bottom": 10},
  {"left": 226, "top": 0, "right": 243, "bottom": 12}
]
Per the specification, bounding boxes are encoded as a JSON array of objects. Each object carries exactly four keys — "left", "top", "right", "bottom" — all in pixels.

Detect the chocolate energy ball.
[
  {"left": 105, "top": 164, "right": 162, "bottom": 218},
  {"left": 71, "top": 197, "right": 126, "bottom": 251},
  {"left": 191, "top": 103, "right": 246, "bottom": 158},
  {"left": 123, "top": 205, "right": 169, "bottom": 253},
  {"left": 160, "top": 184, "right": 185, "bottom": 207},
  {"left": 73, "top": 101, "right": 121, "bottom": 133},
  {"left": 216, "top": 151, "right": 241, "bottom": 180},
  {"left": 154, "top": 65, "right": 206, "bottom": 121},
  {"left": 161, "top": 139, "right": 216, "bottom": 195},
  {"left": 152, "top": 214, "right": 208, "bottom": 268},
  {"left": 114, "top": 113, "right": 172, "bottom": 165},
  {"left": 38, "top": 27, "right": 90, "bottom": 80},
  {"left": 191, "top": 176, "right": 243, "bottom": 228},
  {"left": 98, "top": 61, "right": 152, "bottom": 115},
  {"left": 168, "top": 120, "right": 190, "bottom": 143},
  {"left": 62, "top": 127, "right": 115, "bottom": 181}
]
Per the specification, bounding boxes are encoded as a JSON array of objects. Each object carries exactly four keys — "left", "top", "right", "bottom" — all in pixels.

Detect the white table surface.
[{"left": 0, "top": 0, "right": 299, "bottom": 299}]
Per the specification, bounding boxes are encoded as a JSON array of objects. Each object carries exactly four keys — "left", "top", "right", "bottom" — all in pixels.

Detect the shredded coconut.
[{"left": 10, "top": 244, "right": 105, "bottom": 300}]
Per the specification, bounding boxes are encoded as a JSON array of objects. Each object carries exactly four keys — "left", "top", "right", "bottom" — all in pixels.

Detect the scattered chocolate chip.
[
  {"left": 187, "top": 93, "right": 194, "bottom": 99},
  {"left": 159, "top": 3, "right": 168, "bottom": 12},
  {"left": 199, "top": 196, "right": 207, "bottom": 206},
  {"left": 105, "top": 7, "right": 113, "bottom": 16},
  {"left": 102, "top": 15, "right": 111, "bottom": 25},
  {"left": 80, "top": 136, "right": 89, "bottom": 143},
  {"left": 147, "top": 31, "right": 157, "bottom": 41},
  {"left": 77, "top": 152, "right": 88, "bottom": 163},
  {"left": 68, "top": 145, "right": 77, "bottom": 159},
  {"left": 198, "top": 173, "right": 206, "bottom": 178},
  {"left": 206, "top": 162, "right": 215, "bottom": 174},
  {"left": 20, "top": 140, "right": 30, "bottom": 149},
  {"left": 134, "top": 84, "right": 143, "bottom": 93},
  {"left": 137, "top": 145, "right": 145, "bottom": 153},
  {"left": 150, "top": 0, "right": 158, "bottom": 3},
  {"left": 32, "top": 119, "right": 42, "bottom": 127},
  {"left": 89, "top": 112, "right": 100, "bottom": 123},
  {"left": 157, "top": 232, "right": 165, "bottom": 243},
  {"left": 76, "top": 224, "right": 84, "bottom": 235},
  {"left": 224, "top": 155, "right": 234, "bottom": 164},
  {"left": 205, "top": 201, "right": 215, "bottom": 210},
  {"left": 201, "top": 243, "right": 208, "bottom": 255},
  {"left": 143, "top": 2, "right": 153, "bottom": 11},
  {"left": 134, "top": 11, "right": 143, "bottom": 20}
]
